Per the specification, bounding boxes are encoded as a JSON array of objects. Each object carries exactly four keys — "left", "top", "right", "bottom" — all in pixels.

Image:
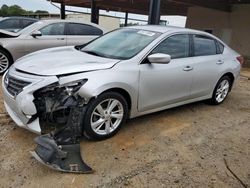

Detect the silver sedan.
[
  {"left": 0, "top": 19, "right": 105, "bottom": 74},
  {"left": 2, "top": 25, "right": 242, "bottom": 140}
]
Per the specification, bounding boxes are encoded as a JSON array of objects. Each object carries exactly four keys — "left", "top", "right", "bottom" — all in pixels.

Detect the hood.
[
  {"left": 14, "top": 46, "right": 120, "bottom": 76},
  {"left": 0, "top": 29, "right": 19, "bottom": 38}
]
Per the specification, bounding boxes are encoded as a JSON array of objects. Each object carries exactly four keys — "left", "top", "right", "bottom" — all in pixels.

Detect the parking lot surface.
[{"left": 0, "top": 75, "right": 250, "bottom": 188}]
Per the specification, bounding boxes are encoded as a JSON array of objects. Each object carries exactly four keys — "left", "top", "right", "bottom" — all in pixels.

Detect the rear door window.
[
  {"left": 67, "top": 23, "right": 103, "bottom": 36},
  {"left": 193, "top": 35, "right": 217, "bottom": 56}
]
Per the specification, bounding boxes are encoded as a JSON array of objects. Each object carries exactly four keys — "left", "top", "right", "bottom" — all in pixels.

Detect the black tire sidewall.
[
  {"left": 0, "top": 49, "right": 12, "bottom": 74},
  {"left": 211, "top": 76, "right": 231, "bottom": 105},
  {"left": 83, "top": 92, "right": 128, "bottom": 140}
]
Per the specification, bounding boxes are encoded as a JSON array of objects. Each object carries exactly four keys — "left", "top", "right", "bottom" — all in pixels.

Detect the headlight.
[
  {"left": 61, "top": 79, "right": 88, "bottom": 95},
  {"left": 38, "top": 79, "right": 88, "bottom": 95}
]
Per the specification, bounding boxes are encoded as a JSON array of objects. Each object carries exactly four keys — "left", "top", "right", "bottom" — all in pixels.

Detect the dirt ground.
[{"left": 0, "top": 73, "right": 250, "bottom": 188}]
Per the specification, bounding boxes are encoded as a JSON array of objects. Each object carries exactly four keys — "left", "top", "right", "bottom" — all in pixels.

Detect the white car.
[
  {"left": 2, "top": 26, "right": 243, "bottom": 140},
  {"left": 0, "top": 19, "right": 105, "bottom": 74}
]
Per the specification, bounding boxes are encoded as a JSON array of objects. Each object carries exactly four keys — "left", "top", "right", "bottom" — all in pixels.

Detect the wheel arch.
[
  {"left": 0, "top": 46, "right": 14, "bottom": 63},
  {"left": 99, "top": 88, "right": 132, "bottom": 110},
  {"left": 220, "top": 72, "right": 235, "bottom": 91},
  {"left": 78, "top": 81, "right": 136, "bottom": 111}
]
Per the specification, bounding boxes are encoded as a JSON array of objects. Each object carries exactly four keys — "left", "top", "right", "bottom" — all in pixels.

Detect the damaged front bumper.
[
  {"left": 2, "top": 68, "right": 59, "bottom": 134},
  {"left": 31, "top": 105, "right": 94, "bottom": 174},
  {"left": 4, "top": 101, "right": 41, "bottom": 133},
  {"left": 2, "top": 68, "right": 94, "bottom": 173}
]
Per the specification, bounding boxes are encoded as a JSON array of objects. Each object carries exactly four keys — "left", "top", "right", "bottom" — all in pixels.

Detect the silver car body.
[
  {"left": 2, "top": 25, "right": 241, "bottom": 134},
  {"left": 0, "top": 19, "right": 105, "bottom": 61}
]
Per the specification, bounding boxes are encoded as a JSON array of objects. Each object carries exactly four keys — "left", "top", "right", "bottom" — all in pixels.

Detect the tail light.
[{"left": 236, "top": 56, "right": 244, "bottom": 65}]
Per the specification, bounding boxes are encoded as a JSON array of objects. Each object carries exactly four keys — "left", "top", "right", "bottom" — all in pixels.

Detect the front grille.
[{"left": 5, "top": 74, "right": 31, "bottom": 97}]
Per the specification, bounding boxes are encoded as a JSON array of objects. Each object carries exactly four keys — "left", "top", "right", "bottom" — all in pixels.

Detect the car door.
[
  {"left": 189, "top": 34, "right": 224, "bottom": 99},
  {"left": 25, "top": 22, "right": 67, "bottom": 54},
  {"left": 66, "top": 23, "right": 103, "bottom": 46},
  {"left": 138, "top": 34, "right": 194, "bottom": 112}
]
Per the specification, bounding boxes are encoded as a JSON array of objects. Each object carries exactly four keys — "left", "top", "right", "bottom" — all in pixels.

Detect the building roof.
[{"left": 49, "top": 0, "right": 250, "bottom": 16}]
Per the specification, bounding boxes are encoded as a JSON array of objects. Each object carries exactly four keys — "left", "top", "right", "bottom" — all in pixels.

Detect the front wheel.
[
  {"left": 209, "top": 76, "right": 231, "bottom": 105},
  {"left": 83, "top": 92, "right": 128, "bottom": 140},
  {"left": 0, "top": 49, "right": 12, "bottom": 74}
]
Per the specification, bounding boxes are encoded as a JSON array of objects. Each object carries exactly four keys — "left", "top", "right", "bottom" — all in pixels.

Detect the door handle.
[
  {"left": 57, "top": 38, "right": 65, "bottom": 40},
  {"left": 183, "top": 66, "right": 193, "bottom": 71},
  {"left": 216, "top": 60, "right": 224, "bottom": 65}
]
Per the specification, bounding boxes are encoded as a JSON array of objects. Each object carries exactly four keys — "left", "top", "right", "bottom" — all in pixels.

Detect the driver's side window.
[
  {"left": 39, "top": 23, "right": 65, "bottom": 36},
  {"left": 152, "top": 34, "right": 190, "bottom": 59}
]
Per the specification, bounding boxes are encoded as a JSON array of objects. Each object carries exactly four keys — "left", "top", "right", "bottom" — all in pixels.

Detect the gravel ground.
[{"left": 0, "top": 76, "right": 249, "bottom": 188}]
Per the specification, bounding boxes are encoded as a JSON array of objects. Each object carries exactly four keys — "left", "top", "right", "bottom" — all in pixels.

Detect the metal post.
[
  {"left": 60, "top": 3, "right": 65, "bottom": 20},
  {"left": 91, "top": 0, "right": 99, "bottom": 24},
  {"left": 148, "top": 0, "right": 161, "bottom": 25},
  {"left": 125, "top": 11, "right": 128, "bottom": 26}
]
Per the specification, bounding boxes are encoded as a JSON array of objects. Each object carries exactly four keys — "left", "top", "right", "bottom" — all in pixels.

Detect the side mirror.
[
  {"left": 31, "top": 31, "right": 42, "bottom": 38},
  {"left": 148, "top": 53, "right": 171, "bottom": 64}
]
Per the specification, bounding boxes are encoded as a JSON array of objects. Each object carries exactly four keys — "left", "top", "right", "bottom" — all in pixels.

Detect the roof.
[
  {"left": 49, "top": 0, "right": 250, "bottom": 16},
  {"left": 21, "top": 19, "right": 106, "bottom": 32},
  {"left": 128, "top": 25, "right": 187, "bottom": 33},
  {"left": 0, "top": 17, "right": 38, "bottom": 21},
  {"left": 33, "top": 19, "right": 102, "bottom": 27}
]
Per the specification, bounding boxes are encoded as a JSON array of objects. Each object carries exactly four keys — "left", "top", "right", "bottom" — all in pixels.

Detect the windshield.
[
  {"left": 82, "top": 28, "right": 161, "bottom": 60},
  {"left": 15, "top": 21, "right": 40, "bottom": 34}
]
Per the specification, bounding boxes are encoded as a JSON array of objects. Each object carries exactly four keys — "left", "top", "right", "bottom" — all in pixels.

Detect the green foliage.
[{"left": 0, "top": 4, "right": 49, "bottom": 17}]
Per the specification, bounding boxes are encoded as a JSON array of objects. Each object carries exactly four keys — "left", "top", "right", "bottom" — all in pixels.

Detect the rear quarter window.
[{"left": 217, "top": 41, "right": 225, "bottom": 54}]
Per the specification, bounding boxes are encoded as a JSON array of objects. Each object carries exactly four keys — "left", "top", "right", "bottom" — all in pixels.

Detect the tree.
[
  {"left": 0, "top": 4, "right": 49, "bottom": 17},
  {"left": 7, "top": 5, "right": 26, "bottom": 16},
  {"left": 0, "top": 4, "right": 9, "bottom": 16}
]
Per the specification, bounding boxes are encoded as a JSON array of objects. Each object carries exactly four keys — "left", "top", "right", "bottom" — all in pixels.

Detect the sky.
[{"left": 0, "top": 0, "right": 186, "bottom": 27}]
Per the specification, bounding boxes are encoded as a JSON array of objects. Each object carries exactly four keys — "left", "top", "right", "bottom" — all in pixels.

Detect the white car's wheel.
[
  {"left": 83, "top": 92, "right": 128, "bottom": 140},
  {"left": 210, "top": 75, "right": 232, "bottom": 105},
  {"left": 0, "top": 49, "right": 12, "bottom": 74}
]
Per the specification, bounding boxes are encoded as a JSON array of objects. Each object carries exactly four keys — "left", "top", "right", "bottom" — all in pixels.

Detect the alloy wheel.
[
  {"left": 215, "top": 80, "right": 230, "bottom": 103},
  {"left": 0, "top": 52, "right": 9, "bottom": 74},
  {"left": 90, "top": 99, "right": 124, "bottom": 136}
]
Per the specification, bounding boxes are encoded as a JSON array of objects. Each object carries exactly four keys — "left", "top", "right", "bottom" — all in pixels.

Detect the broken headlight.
[
  {"left": 33, "top": 79, "right": 88, "bottom": 132},
  {"left": 60, "top": 79, "right": 88, "bottom": 96},
  {"left": 39, "top": 79, "right": 88, "bottom": 96}
]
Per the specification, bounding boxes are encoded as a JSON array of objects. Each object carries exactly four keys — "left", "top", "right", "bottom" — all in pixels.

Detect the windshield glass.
[
  {"left": 16, "top": 21, "right": 39, "bottom": 34},
  {"left": 82, "top": 28, "right": 161, "bottom": 60}
]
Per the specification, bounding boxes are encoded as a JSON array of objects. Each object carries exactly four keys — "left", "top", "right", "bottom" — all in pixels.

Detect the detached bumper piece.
[
  {"left": 31, "top": 135, "right": 93, "bottom": 173},
  {"left": 31, "top": 106, "right": 94, "bottom": 174}
]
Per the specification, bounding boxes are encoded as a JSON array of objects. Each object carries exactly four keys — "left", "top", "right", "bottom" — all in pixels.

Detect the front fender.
[{"left": 58, "top": 68, "right": 139, "bottom": 111}]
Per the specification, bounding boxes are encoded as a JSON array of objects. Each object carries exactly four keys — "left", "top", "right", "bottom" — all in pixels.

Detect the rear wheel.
[
  {"left": 0, "top": 49, "right": 12, "bottom": 74},
  {"left": 209, "top": 76, "right": 231, "bottom": 105},
  {"left": 83, "top": 92, "right": 128, "bottom": 140}
]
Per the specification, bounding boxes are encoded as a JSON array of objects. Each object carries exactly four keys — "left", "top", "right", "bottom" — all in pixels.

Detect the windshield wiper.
[{"left": 82, "top": 50, "right": 104, "bottom": 57}]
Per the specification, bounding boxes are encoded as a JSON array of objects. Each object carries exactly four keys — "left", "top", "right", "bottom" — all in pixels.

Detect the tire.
[
  {"left": 209, "top": 75, "right": 232, "bottom": 105},
  {"left": 0, "top": 49, "right": 12, "bottom": 75},
  {"left": 83, "top": 92, "right": 128, "bottom": 140}
]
